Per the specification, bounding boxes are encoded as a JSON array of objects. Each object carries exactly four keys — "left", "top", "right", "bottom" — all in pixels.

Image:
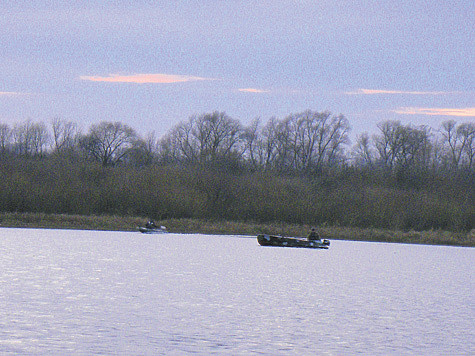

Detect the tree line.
[
  {"left": 1, "top": 111, "right": 474, "bottom": 172},
  {"left": 0, "top": 111, "right": 474, "bottom": 232}
]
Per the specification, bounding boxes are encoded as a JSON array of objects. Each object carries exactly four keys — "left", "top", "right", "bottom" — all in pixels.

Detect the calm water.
[{"left": 0, "top": 228, "right": 473, "bottom": 355}]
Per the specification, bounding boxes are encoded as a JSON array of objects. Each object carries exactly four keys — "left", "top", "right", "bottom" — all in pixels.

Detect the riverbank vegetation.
[
  {"left": 0, "top": 112, "right": 474, "bottom": 246},
  {"left": 1, "top": 212, "right": 473, "bottom": 247}
]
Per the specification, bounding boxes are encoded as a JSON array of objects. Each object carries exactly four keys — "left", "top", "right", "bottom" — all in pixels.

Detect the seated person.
[
  {"left": 307, "top": 228, "right": 320, "bottom": 241},
  {"left": 145, "top": 220, "right": 157, "bottom": 229}
]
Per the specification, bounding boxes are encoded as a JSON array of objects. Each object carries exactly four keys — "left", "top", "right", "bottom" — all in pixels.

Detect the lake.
[{"left": 0, "top": 228, "right": 473, "bottom": 355}]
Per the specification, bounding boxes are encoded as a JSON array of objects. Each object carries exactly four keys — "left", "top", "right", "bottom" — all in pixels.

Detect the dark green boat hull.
[{"left": 257, "top": 234, "right": 330, "bottom": 249}]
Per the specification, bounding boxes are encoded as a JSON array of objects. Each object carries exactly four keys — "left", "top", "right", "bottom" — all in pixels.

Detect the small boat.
[
  {"left": 257, "top": 234, "right": 330, "bottom": 249},
  {"left": 138, "top": 226, "right": 168, "bottom": 234}
]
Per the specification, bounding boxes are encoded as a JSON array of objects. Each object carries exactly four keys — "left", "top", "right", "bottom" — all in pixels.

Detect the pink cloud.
[
  {"left": 394, "top": 107, "right": 475, "bottom": 117},
  {"left": 238, "top": 88, "right": 270, "bottom": 93},
  {"left": 80, "top": 73, "right": 213, "bottom": 84},
  {"left": 345, "top": 89, "right": 458, "bottom": 95}
]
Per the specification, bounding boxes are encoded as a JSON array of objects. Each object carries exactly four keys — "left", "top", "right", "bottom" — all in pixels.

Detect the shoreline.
[{"left": 1, "top": 212, "right": 473, "bottom": 247}]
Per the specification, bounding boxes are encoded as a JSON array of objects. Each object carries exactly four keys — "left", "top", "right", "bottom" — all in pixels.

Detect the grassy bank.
[{"left": 1, "top": 212, "right": 473, "bottom": 247}]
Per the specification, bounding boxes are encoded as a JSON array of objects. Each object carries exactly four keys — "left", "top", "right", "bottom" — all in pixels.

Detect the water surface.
[{"left": 0, "top": 228, "right": 473, "bottom": 355}]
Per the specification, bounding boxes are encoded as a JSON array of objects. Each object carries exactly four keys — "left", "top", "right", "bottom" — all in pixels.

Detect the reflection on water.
[{"left": 0, "top": 228, "right": 473, "bottom": 355}]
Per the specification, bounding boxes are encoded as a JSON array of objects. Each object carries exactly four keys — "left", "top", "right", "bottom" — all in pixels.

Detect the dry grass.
[
  {"left": 0, "top": 212, "right": 143, "bottom": 232},
  {"left": 0, "top": 212, "right": 473, "bottom": 247}
]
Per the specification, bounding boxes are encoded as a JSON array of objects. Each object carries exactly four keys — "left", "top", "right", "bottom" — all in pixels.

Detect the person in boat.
[
  {"left": 307, "top": 228, "right": 320, "bottom": 241},
  {"left": 145, "top": 220, "right": 157, "bottom": 229}
]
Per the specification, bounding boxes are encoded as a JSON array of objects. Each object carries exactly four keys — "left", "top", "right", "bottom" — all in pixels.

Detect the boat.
[
  {"left": 257, "top": 234, "right": 330, "bottom": 249},
  {"left": 138, "top": 225, "right": 168, "bottom": 234}
]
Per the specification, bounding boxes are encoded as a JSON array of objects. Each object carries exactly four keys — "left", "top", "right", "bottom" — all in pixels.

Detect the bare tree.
[
  {"left": 242, "top": 118, "right": 262, "bottom": 169},
  {"left": 192, "top": 111, "right": 243, "bottom": 163},
  {"left": 373, "top": 121, "right": 433, "bottom": 171},
  {"left": 160, "top": 112, "right": 243, "bottom": 166},
  {"left": 0, "top": 123, "right": 11, "bottom": 154},
  {"left": 11, "top": 120, "right": 49, "bottom": 156},
  {"left": 273, "top": 115, "right": 299, "bottom": 171},
  {"left": 51, "top": 118, "right": 80, "bottom": 155},
  {"left": 373, "top": 121, "right": 403, "bottom": 169},
  {"left": 79, "top": 121, "right": 138, "bottom": 166},
  {"left": 160, "top": 118, "right": 198, "bottom": 163},
  {"left": 440, "top": 120, "right": 475, "bottom": 170},
  {"left": 126, "top": 131, "right": 158, "bottom": 166},
  {"left": 352, "top": 132, "right": 373, "bottom": 167},
  {"left": 462, "top": 124, "right": 475, "bottom": 169},
  {"left": 240, "top": 111, "right": 350, "bottom": 172},
  {"left": 271, "top": 111, "right": 350, "bottom": 172},
  {"left": 317, "top": 113, "right": 350, "bottom": 167},
  {"left": 259, "top": 117, "right": 281, "bottom": 169},
  {"left": 241, "top": 117, "right": 280, "bottom": 170}
]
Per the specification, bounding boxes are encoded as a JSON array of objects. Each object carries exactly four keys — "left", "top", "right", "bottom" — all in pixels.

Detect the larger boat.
[
  {"left": 138, "top": 225, "right": 168, "bottom": 234},
  {"left": 257, "top": 234, "right": 330, "bottom": 249}
]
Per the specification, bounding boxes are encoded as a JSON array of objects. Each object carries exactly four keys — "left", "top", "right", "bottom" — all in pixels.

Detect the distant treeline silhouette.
[{"left": 0, "top": 111, "right": 474, "bottom": 232}]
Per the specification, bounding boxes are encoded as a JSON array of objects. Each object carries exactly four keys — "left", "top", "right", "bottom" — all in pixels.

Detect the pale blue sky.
[{"left": 1, "top": 0, "right": 474, "bottom": 138}]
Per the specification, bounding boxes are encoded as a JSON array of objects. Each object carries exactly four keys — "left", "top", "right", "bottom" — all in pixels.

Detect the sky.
[{"left": 1, "top": 0, "right": 474, "bottom": 140}]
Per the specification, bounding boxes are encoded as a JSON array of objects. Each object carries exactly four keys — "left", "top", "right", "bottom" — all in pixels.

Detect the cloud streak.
[
  {"left": 238, "top": 88, "right": 270, "bottom": 93},
  {"left": 345, "top": 89, "right": 460, "bottom": 95},
  {"left": 394, "top": 107, "right": 475, "bottom": 117},
  {"left": 80, "top": 73, "right": 214, "bottom": 84}
]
